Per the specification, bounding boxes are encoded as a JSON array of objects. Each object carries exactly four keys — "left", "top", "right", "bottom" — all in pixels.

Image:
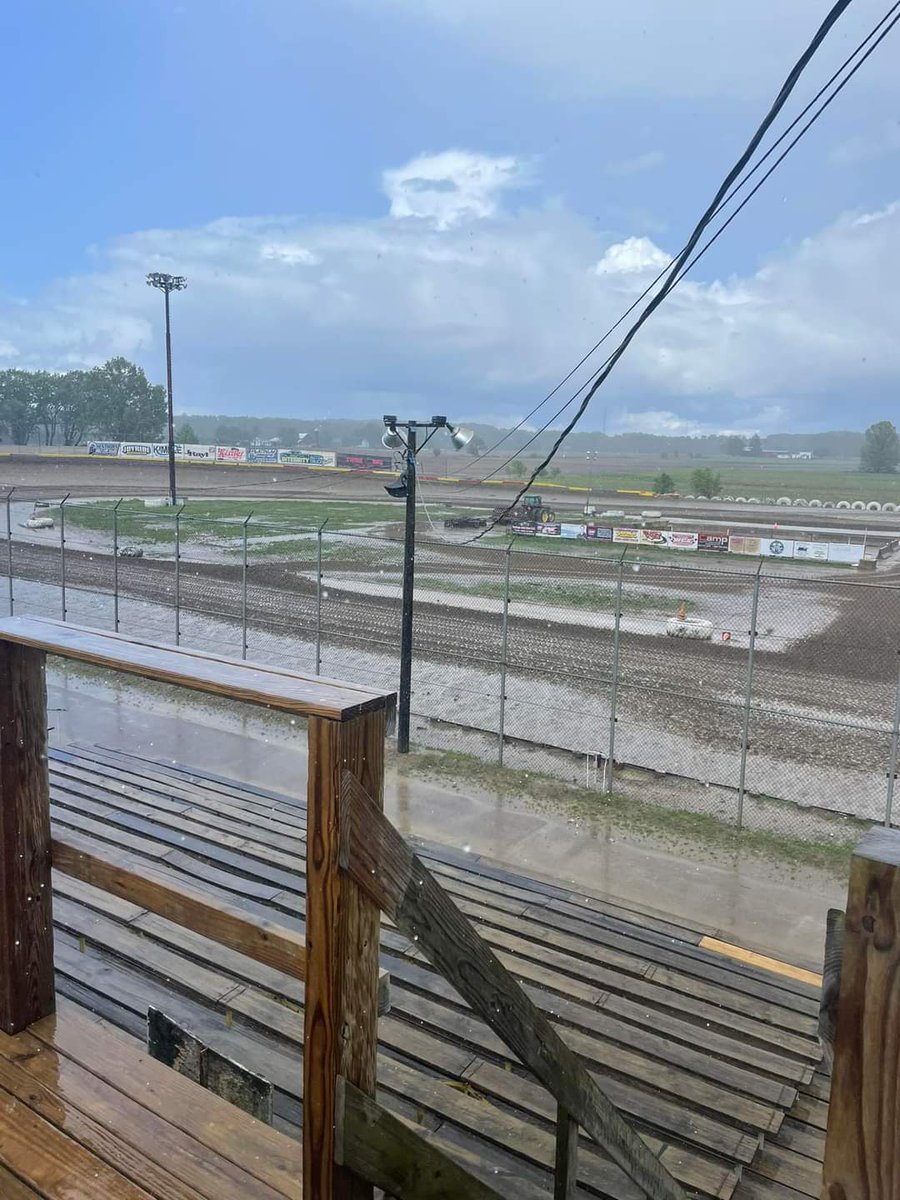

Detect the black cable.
[
  {"left": 471, "top": 0, "right": 863, "bottom": 536},
  {"left": 464, "top": 0, "right": 900, "bottom": 477},
  {"left": 472, "top": 4, "right": 900, "bottom": 498}
]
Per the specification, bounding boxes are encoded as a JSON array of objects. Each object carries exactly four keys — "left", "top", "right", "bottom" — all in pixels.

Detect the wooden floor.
[
  {"left": 0, "top": 999, "right": 302, "bottom": 1199},
  {"left": 45, "top": 742, "right": 828, "bottom": 1200}
]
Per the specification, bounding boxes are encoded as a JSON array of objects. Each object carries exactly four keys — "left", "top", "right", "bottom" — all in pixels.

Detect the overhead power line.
[
  {"left": 469, "top": 0, "right": 894, "bottom": 537},
  {"left": 468, "top": 1, "right": 900, "bottom": 500},
  {"left": 463, "top": 0, "right": 900, "bottom": 477}
]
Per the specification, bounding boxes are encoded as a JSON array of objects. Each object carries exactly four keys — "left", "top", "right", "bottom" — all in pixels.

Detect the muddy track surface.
[{"left": 4, "top": 539, "right": 895, "bottom": 720}]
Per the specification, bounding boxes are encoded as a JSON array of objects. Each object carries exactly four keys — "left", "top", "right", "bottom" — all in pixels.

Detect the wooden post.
[
  {"left": 822, "top": 826, "right": 900, "bottom": 1199},
  {"left": 304, "top": 708, "right": 385, "bottom": 1200},
  {"left": 0, "top": 643, "right": 55, "bottom": 1034},
  {"left": 554, "top": 1106, "right": 579, "bottom": 1200}
]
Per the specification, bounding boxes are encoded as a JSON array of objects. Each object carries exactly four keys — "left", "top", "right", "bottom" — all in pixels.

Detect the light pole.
[
  {"left": 382, "top": 414, "right": 473, "bottom": 753},
  {"left": 146, "top": 272, "right": 187, "bottom": 506}
]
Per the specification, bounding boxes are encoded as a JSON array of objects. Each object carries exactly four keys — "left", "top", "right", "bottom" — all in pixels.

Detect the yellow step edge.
[{"left": 699, "top": 935, "right": 823, "bottom": 988}]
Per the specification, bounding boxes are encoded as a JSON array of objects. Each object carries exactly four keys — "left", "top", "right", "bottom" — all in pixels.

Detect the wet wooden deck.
[{"left": 45, "top": 742, "right": 827, "bottom": 1199}]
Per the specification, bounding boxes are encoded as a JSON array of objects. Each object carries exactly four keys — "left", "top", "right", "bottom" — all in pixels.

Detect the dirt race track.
[
  {"left": 5, "top": 452, "right": 900, "bottom": 538},
  {"left": 4, "top": 529, "right": 899, "bottom": 828}
]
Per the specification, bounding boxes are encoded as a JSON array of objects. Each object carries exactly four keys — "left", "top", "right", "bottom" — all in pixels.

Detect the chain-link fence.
[{"left": 3, "top": 489, "right": 898, "bottom": 843}]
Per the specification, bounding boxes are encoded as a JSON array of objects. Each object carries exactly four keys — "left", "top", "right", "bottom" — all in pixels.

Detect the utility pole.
[
  {"left": 398, "top": 425, "right": 417, "bottom": 753},
  {"left": 382, "top": 415, "right": 474, "bottom": 753}
]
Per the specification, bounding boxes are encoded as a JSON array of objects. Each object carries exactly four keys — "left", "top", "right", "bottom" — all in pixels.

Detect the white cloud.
[
  {"left": 382, "top": 150, "right": 531, "bottom": 229},
  {"left": 1, "top": 150, "right": 899, "bottom": 432},
  {"left": 595, "top": 236, "right": 671, "bottom": 275}
]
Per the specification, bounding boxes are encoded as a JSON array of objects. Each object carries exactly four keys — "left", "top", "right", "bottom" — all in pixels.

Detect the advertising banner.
[
  {"left": 182, "top": 444, "right": 217, "bottom": 461},
  {"left": 667, "top": 531, "right": 699, "bottom": 551},
  {"left": 278, "top": 450, "right": 337, "bottom": 466},
  {"left": 118, "top": 442, "right": 154, "bottom": 457},
  {"left": 247, "top": 447, "right": 279, "bottom": 464},
  {"left": 151, "top": 442, "right": 183, "bottom": 458},
  {"left": 729, "top": 535, "right": 761, "bottom": 556},
  {"left": 793, "top": 540, "right": 828, "bottom": 561},
  {"left": 216, "top": 446, "right": 248, "bottom": 464},
  {"left": 585, "top": 525, "right": 613, "bottom": 541},
  {"left": 560, "top": 523, "right": 582, "bottom": 539},
  {"left": 612, "top": 527, "right": 641, "bottom": 544},
  {"left": 536, "top": 523, "right": 561, "bottom": 537},
  {"left": 698, "top": 531, "right": 729, "bottom": 552},
  {"left": 827, "top": 542, "right": 864, "bottom": 565},
  {"left": 510, "top": 522, "right": 537, "bottom": 536},
  {"left": 760, "top": 537, "right": 794, "bottom": 559},
  {"left": 87, "top": 441, "right": 120, "bottom": 456},
  {"left": 640, "top": 529, "right": 667, "bottom": 547}
]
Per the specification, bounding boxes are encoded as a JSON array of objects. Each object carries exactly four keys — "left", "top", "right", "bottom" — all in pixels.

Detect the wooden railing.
[{"left": 0, "top": 617, "right": 687, "bottom": 1200}]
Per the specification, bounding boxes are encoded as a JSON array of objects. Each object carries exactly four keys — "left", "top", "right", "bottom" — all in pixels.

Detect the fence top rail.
[{"left": 0, "top": 616, "right": 395, "bottom": 722}]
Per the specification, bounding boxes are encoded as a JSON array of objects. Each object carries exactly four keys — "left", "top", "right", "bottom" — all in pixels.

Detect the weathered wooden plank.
[
  {"left": 31, "top": 998, "right": 303, "bottom": 1199},
  {"left": 0, "top": 1035, "right": 217, "bottom": 1200},
  {"left": 336, "top": 1076, "right": 509, "bottom": 1200},
  {"left": 553, "top": 1106, "right": 578, "bottom": 1200},
  {"left": 340, "top": 769, "right": 686, "bottom": 1200},
  {"left": 0, "top": 1163, "right": 43, "bottom": 1199},
  {"left": 0, "top": 1078, "right": 156, "bottom": 1200},
  {"left": 822, "top": 826, "right": 900, "bottom": 1198},
  {"left": 0, "top": 641, "right": 55, "bottom": 1034},
  {"left": 304, "top": 711, "right": 386, "bottom": 1200},
  {"left": 53, "top": 830, "right": 308, "bottom": 980},
  {"left": 0, "top": 616, "right": 394, "bottom": 721}
]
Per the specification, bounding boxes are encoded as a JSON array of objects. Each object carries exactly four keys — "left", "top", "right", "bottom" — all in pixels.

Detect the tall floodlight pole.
[
  {"left": 382, "top": 415, "right": 474, "bottom": 753},
  {"left": 146, "top": 272, "right": 187, "bottom": 506}
]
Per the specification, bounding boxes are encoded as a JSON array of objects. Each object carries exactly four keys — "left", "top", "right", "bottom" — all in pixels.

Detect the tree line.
[{"left": 0, "top": 359, "right": 166, "bottom": 446}]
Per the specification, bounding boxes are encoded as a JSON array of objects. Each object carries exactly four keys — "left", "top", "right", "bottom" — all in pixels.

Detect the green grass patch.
[
  {"left": 51, "top": 497, "right": 424, "bottom": 544},
  {"left": 545, "top": 461, "right": 900, "bottom": 504},
  {"left": 404, "top": 748, "right": 858, "bottom": 878},
  {"left": 416, "top": 575, "right": 666, "bottom": 613}
]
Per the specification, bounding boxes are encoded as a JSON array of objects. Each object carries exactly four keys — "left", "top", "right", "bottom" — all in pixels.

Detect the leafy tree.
[
  {"left": 690, "top": 467, "right": 722, "bottom": 498},
  {"left": 0, "top": 369, "right": 41, "bottom": 444},
  {"left": 722, "top": 434, "right": 746, "bottom": 456},
  {"left": 509, "top": 459, "right": 526, "bottom": 476},
  {"left": 175, "top": 421, "right": 198, "bottom": 444},
  {"left": 747, "top": 433, "right": 763, "bottom": 456},
  {"left": 215, "top": 421, "right": 244, "bottom": 444},
  {"left": 549, "top": 466, "right": 561, "bottom": 478},
  {"left": 465, "top": 434, "right": 486, "bottom": 455},
  {"left": 652, "top": 471, "right": 675, "bottom": 494},
  {"left": 55, "top": 371, "right": 93, "bottom": 445},
  {"left": 89, "top": 358, "right": 166, "bottom": 440},
  {"left": 860, "top": 420, "right": 899, "bottom": 474},
  {"left": 276, "top": 424, "right": 298, "bottom": 447}
]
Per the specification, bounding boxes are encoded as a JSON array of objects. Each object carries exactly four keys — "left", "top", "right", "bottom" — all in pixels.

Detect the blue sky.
[{"left": 2, "top": 0, "right": 899, "bottom": 433}]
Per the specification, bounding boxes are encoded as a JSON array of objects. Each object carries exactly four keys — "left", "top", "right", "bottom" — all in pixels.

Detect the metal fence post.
[
  {"left": 174, "top": 503, "right": 185, "bottom": 645},
  {"left": 241, "top": 511, "right": 253, "bottom": 660},
  {"left": 112, "top": 498, "right": 122, "bottom": 632},
  {"left": 315, "top": 520, "right": 327, "bottom": 675},
  {"left": 737, "top": 564, "right": 762, "bottom": 830},
  {"left": 885, "top": 665, "right": 900, "bottom": 827},
  {"left": 59, "top": 494, "right": 70, "bottom": 622},
  {"left": 498, "top": 540, "right": 513, "bottom": 766},
  {"left": 5, "top": 488, "right": 13, "bottom": 616},
  {"left": 604, "top": 549, "right": 626, "bottom": 795}
]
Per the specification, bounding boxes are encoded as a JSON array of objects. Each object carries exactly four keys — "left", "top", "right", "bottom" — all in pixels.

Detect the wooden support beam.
[
  {"left": 304, "top": 711, "right": 386, "bottom": 1200},
  {"left": 340, "top": 770, "right": 686, "bottom": 1200},
  {"left": 336, "top": 1076, "right": 508, "bottom": 1200},
  {"left": 553, "top": 1106, "right": 578, "bottom": 1200},
  {"left": 822, "top": 826, "right": 900, "bottom": 1198},
  {"left": 53, "top": 830, "right": 308, "bottom": 980},
  {"left": 0, "top": 643, "right": 55, "bottom": 1034}
]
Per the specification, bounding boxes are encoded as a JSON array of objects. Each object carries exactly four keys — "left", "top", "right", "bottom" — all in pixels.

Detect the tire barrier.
[
  {"left": 851, "top": 500, "right": 866, "bottom": 511},
  {"left": 836, "top": 500, "right": 851, "bottom": 509},
  {"left": 866, "top": 501, "right": 882, "bottom": 512}
]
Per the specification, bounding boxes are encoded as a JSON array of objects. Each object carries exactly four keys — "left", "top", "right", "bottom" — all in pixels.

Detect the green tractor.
[{"left": 491, "top": 493, "right": 555, "bottom": 525}]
